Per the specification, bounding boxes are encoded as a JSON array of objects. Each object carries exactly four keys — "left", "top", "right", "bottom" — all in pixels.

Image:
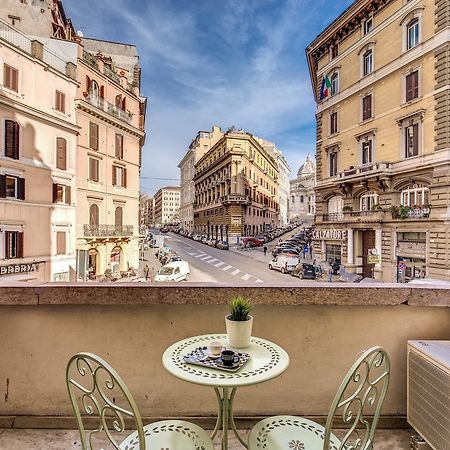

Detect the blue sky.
[{"left": 65, "top": 0, "right": 353, "bottom": 195}]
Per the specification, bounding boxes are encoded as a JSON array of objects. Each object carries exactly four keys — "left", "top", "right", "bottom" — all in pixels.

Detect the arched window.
[
  {"left": 330, "top": 73, "right": 339, "bottom": 96},
  {"left": 363, "top": 50, "right": 373, "bottom": 76},
  {"left": 90, "top": 80, "right": 99, "bottom": 97},
  {"left": 401, "top": 185, "right": 429, "bottom": 207},
  {"left": 327, "top": 196, "right": 343, "bottom": 214},
  {"left": 89, "top": 204, "right": 99, "bottom": 226},
  {"left": 407, "top": 19, "right": 419, "bottom": 50},
  {"left": 360, "top": 192, "right": 379, "bottom": 211},
  {"left": 115, "top": 206, "right": 123, "bottom": 227}
]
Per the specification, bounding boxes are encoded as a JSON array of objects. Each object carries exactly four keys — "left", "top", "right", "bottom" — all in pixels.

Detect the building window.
[
  {"left": 328, "top": 196, "right": 343, "bottom": 214},
  {"left": 52, "top": 183, "right": 71, "bottom": 205},
  {"left": 331, "top": 45, "right": 338, "bottom": 60},
  {"left": 361, "top": 139, "right": 373, "bottom": 165},
  {"left": 401, "top": 185, "right": 429, "bottom": 206},
  {"left": 112, "top": 165, "right": 127, "bottom": 188},
  {"left": 405, "top": 123, "right": 419, "bottom": 158},
  {"left": 330, "top": 73, "right": 339, "bottom": 96},
  {"left": 0, "top": 175, "right": 25, "bottom": 200},
  {"left": 363, "top": 50, "right": 373, "bottom": 76},
  {"left": 56, "top": 231, "right": 66, "bottom": 255},
  {"left": 329, "top": 152, "right": 338, "bottom": 177},
  {"left": 3, "top": 64, "right": 18, "bottom": 92},
  {"left": 405, "top": 70, "right": 419, "bottom": 102},
  {"left": 5, "top": 231, "right": 23, "bottom": 259},
  {"left": 407, "top": 19, "right": 420, "bottom": 50},
  {"left": 89, "top": 122, "right": 99, "bottom": 150},
  {"left": 115, "top": 134, "right": 123, "bottom": 159},
  {"left": 115, "top": 206, "right": 123, "bottom": 226},
  {"left": 330, "top": 111, "right": 338, "bottom": 135},
  {"left": 300, "top": 195, "right": 304, "bottom": 203},
  {"left": 362, "top": 94, "right": 372, "bottom": 121},
  {"left": 56, "top": 137, "right": 67, "bottom": 170},
  {"left": 360, "top": 192, "right": 379, "bottom": 211},
  {"left": 55, "top": 90, "right": 65, "bottom": 113},
  {"left": 91, "top": 80, "right": 99, "bottom": 97},
  {"left": 88, "top": 157, "right": 99, "bottom": 182},
  {"left": 4, "top": 120, "right": 20, "bottom": 159},
  {"left": 363, "top": 17, "right": 373, "bottom": 35},
  {"left": 89, "top": 204, "right": 99, "bottom": 226}
]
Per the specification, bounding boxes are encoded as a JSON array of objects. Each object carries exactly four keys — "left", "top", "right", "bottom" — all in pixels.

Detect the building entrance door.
[{"left": 361, "top": 230, "right": 375, "bottom": 278}]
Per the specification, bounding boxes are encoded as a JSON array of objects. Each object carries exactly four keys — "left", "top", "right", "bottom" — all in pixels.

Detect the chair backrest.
[
  {"left": 66, "top": 352, "right": 145, "bottom": 450},
  {"left": 323, "top": 346, "right": 390, "bottom": 450}
]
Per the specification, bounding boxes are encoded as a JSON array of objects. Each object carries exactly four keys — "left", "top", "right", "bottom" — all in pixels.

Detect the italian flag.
[{"left": 320, "top": 75, "right": 331, "bottom": 100}]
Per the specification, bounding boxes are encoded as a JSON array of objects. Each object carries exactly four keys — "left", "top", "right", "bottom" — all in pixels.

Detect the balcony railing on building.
[
  {"left": 323, "top": 212, "right": 344, "bottom": 221},
  {"left": 337, "top": 162, "right": 391, "bottom": 179},
  {"left": 85, "top": 94, "right": 132, "bottom": 124},
  {"left": 83, "top": 224, "right": 133, "bottom": 237},
  {"left": 220, "top": 194, "right": 250, "bottom": 205}
]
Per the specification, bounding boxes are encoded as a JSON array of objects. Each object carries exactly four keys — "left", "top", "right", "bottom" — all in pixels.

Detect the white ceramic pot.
[{"left": 225, "top": 315, "right": 253, "bottom": 348}]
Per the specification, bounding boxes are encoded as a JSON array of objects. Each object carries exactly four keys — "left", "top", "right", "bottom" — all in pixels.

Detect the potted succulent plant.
[{"left": 225, "top": 296, "right": 253, "bottom": 348}]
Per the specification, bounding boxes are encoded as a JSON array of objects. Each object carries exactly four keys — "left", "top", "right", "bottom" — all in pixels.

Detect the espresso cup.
[
  {"left": 209, "top": 341, "right": 223, "bottom": 356},
  {"left": 221, "top": 349, "right": 240, "bottom": 366}
]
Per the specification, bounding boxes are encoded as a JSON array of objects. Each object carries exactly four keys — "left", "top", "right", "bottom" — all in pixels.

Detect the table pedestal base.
[{"left": 211, "top": 387, "right": 248, "bottom": 450}]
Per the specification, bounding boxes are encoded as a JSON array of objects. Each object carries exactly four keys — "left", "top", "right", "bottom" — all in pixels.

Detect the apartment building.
[
  {"left": 139, "top": 193, "right": 154, "bottom": 228},
  {"left": 289, "top": 155, "right": 316, "bottom": 223},
  {"left": 154, "top": 187, "right": 180, "bottom": 226},
  {"left": 0, "top": 19, "right": 78, "bottom": 282},
  {"left": 193, "top": 129, "right": 280, "bottom": 241},
  {"left": 75, "top": 39, "right": 146, "bottom": 280},
  {"left": 306, "top": 0, "right": 450, "bottom": 282},
  {"left": 178, "top": 126, "right": 223, "bottom": 232}
]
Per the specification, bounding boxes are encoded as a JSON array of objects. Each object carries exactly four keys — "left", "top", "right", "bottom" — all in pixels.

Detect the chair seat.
[
  {"left": 120, "top": 419, "right": 214, "bottom": 450},
  {"left": 248, "top": 416, "right": 343, "bottom": 450}
]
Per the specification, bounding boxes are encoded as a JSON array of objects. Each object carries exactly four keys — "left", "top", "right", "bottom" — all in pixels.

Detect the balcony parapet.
[
  {"left": 83, "top": 224, "right": 133, "bottom": 237},
  {"left": 85, "top": 94, "right": 132, "bottom": 124},
  {"left": 221, "top": 194, "right": 250, "bottom": 205},
  {"left": 337, "top": 162, "right": 391, "bottom": 180}
]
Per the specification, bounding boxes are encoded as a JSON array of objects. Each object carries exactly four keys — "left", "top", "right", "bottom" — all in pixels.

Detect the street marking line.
[
  {"left": 215, "top": 262, "right": 225, "bottom": 267},
  {"left": 241, "top": 273, "right": 251, "bottom": 281},
  {"left": 186, "top": 251, "right": 197, "bottom": 256},
  {"left": 255, "top": 279, "right": 264, "bottom": 283},
  {"left": 206, "top": 258, "right": 218, "bottom": 264},
  {"left": 201, "top": 255, "right": 212, "bottom": 260},
  {"left": 194, "top": 254, "right": 206, "bottom": 258},
  {"left": 222, "top": 265, "right": 233, "bottom": 271},
  {"left": 231, "top": 269, "right": 240, "bottom": 276}
]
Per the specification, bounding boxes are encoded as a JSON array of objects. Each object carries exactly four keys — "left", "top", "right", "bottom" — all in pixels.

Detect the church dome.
[{"left": 297, "top": 154, "right": 315, "bottom": 178}]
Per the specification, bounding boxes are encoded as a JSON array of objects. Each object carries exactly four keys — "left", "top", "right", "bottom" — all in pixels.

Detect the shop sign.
[
  {"left": 367, "top": 248, "right": 380, "bottom": 264},
  {"left": 397, "top": 241, "right": 426, "bottom": 258},
  {"left": 231, "top": 216, "right": 242, "bottom": 225},
  {"left": 0, "top": 262, "right": 40, "bottom": 276},
  {"left": 313, "top": 229, "right": 347, "bottom": 240}
]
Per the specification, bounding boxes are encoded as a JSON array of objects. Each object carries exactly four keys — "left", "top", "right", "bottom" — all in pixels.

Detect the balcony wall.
[{"left": 1, "top": 284, "right": 450, "bottom": 428}]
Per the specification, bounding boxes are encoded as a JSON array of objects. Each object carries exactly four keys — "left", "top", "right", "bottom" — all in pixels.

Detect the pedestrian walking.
[
  {"left": 144, "top": 264, "right": 149, "bottom": 281},
  {"left": 263, "top": 246, "right": 267, "bottom": 256},
  {"left": 332, "top": 257, "right": 340, "bottom": 275},
  {"left": 327, "top": 265, "right": 333, "bottom": 282}
]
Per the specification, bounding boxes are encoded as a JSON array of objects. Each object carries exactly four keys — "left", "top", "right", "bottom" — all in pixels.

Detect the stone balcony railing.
[
  {"left": 220, "top": 194, "right": 250, "bottom": 205},
  {"left": 83, "top": 224, "right": 134, "bottom": 237},
  {"left": 85, "top": 94, "right": 132, "bottom": 124},
  {"left": 0, "top": 284, "right": 449, "bottom": 430}
]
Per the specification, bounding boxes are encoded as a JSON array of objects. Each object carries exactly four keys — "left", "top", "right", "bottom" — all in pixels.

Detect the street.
[{"left": 143, "top": 232, "right": 303, "bottom": 283}]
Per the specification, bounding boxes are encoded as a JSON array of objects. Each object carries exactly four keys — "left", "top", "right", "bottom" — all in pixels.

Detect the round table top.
[{"left": 162, "top": 334, "right": 290, "bottom": 388}]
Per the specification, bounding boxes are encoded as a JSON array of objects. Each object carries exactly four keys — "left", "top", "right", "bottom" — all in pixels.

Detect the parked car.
[
  {"left": 159, "top": 227, "right": 169, "bottom": 233},
  {"left": 242, "top": 237, "right": 264, "bottom": 247},
  {"left": 154, "top": 261, "right": 190, "bottom": 282},
  {"left": 268, "top": 255, "right": 299, "bottom": 274},
  {"left": 291, "top": 263, "right": 316, "bottom": 280},
  {"left": 208, "top": 239, "right": 218, "bottom": 247},
  {"left": 216, "top": 240, "right": 229, "bottom": 250}
]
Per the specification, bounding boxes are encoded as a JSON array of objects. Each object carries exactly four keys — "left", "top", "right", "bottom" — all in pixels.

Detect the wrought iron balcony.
[
  {"left": 322, "top": 212, "right": 344, "bottom": 221},
  {"left": 85, "top": 94, "right": 132, "bottom": 124},
  {"left": 83, "top": 224, "right": 133, "bottom": 237},
  {"left": 220, "top": 194, "right": 250, "bottom": 205},
  {"left": 337, "top": 162, "right": 391, "bottom": 180}
]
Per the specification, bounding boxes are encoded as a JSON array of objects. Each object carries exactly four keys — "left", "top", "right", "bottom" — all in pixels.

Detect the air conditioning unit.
[{"left": 407, "top": 340, "right": 450, "bottom": 450}]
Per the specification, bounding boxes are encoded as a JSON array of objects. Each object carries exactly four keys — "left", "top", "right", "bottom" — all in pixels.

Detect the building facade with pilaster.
[{"left": 306, "top": 0, "right": 450, "bottom": 282}]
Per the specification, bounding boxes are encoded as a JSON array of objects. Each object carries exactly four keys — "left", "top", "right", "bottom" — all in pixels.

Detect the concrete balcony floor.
[{"left": 0, "top": 428, "right": 414, "bottom": 449}]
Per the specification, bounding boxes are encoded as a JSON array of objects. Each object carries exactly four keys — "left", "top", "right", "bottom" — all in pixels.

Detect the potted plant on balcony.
[
  {"left": 342, "top": 205, "right": 353, "bottom": 215},
  {"left": 226, "top": 296, "right": 253, "bottom": 348},
  {"left": 389, "top": 205, "right": 399, "bottom": 219},
  {"left": 371, "top": 203, "right": 383, "bottom": 212},
  {"left": 399, "top": 205, "right": 411, "bottom": 220}
]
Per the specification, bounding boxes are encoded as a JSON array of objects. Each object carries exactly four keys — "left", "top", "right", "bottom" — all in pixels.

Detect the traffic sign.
[{"left": 399, "top": 262, "right": 406, "bottom": 270}]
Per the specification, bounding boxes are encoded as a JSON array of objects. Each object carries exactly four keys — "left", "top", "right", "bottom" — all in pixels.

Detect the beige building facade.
[
  {"left": 0, "top": 19, "right": 78, "bottom": 282},
  {"left": 75, "top": 39, "right": 146, "bottom": 280},
  {"left": 154, "top": 186, "right": 180, "bottom": 227},
  {"left": 193, "top": 129, "right": 280, "bottom": 241},
  {"left": 178, "top": 126, "right": 223, "bottom": 232},
  {"left": 307, "top": 0, "right": 450, "bottom": 282}
]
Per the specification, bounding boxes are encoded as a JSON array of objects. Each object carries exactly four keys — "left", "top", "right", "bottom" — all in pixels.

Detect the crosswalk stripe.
[
  {"left": 186, "top": 251, "right": 196, "bottom": 256},
  {"left": 201, "top": 255, "right": 212, "bottom": 260},
  {"left": 215, "top": 262, "right": 224, "bottom": 267},
  {"left": 206, "top": 258, "right": 218, "bottom": 264},
  {"left": 231, "top": 269, "right": 240, "bottom": 276},
  {"left": 195, "top": 254, "right": 206, "bottom": 258},
  {"left": 222, "top": 265, "right": 233, "bottom": 271},
  {"left": 241, "top": 273, "right": 251, "bottom": 281},
  {"left": 255, "top": 279, "right": 264, "bottom": 283}
]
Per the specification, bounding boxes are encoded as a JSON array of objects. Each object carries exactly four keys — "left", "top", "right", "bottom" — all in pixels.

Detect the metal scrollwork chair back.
[
  {"left": 323, "top": 346, "right": 391, "bottom": 450},
  {"left": 66, "top": 352, "right": 146, "bottom": 450}
]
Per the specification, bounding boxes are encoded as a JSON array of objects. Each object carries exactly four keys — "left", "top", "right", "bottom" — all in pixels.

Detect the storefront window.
[{"left": 326, "top": 244, "right": 341, "bottom": 265}]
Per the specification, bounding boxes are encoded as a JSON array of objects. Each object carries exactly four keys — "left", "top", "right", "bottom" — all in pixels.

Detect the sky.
[{"left": 65, "top": 0, "right": 353, "bottom": 195}]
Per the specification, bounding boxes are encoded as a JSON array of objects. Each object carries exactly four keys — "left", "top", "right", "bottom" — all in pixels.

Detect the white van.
[
  {"left": 154, "top": 261, "right": 190, "bottom": 282},
  {"left": 268, "top": 255, "right": 299, "bottom": 274}
]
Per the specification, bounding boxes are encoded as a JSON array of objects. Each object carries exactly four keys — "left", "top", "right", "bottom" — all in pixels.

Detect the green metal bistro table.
[{"left": 162, "top": 334, "right": 290, "bottom": 450}]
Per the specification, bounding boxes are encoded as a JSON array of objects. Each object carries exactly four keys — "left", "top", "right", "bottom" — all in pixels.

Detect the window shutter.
[
  {"left": 115, "top": 134, "right": 123, "bottom": 158},
  {"left": 5, "top": 232, "right": 11, "bottom": 258},
  {"left": 412, "top": 124, "right": 419, "bottom": 155},
  {"left": 112, "top": 166, "right": 117, "bottom": 186},
  {"left": 5, "top": 120, "right": 19, "bottom": 159},
  {"left": 89, "top": 122, "right": 99, "bottom": 150},
  {"left": 56, "top": 138, "right": 67, "bottom": 170},
  {"left": 4, "top": 64, "right": 11, "bottom": 89},
  {"left": 18, "top": 177, "right": 25, "bottom": 200},
  {"left": 122, "top": 97, "right": 126, "bottom": 111},
  {"left": 66, "top": 185, "right": 71, "bottom": 205},
  {"left": 52, "top": 183, "right": 58, "bottom": 203},
  {"left": 0, "top": 175, "right": 6, "bottom": 198},
  {"left": 86, "top": 75, "right": 91, "bottom": 92},
  {"left": 17, "top": 232, "right": 24, "bottom": 258},
  {"left": 56, "top": 231, "right": 66, "bottom": 255},
  {"left": 123, "top": 167, "right": 127, "bottom": 188},
  {"left": 100, "top": 85, "right": 105, "bottom": 99},
  {"left": 406, "top": 73, "right": 412, "bottom": 101},
  {"left": 412, "top": 71, "right": 418, "bottom": 99}
]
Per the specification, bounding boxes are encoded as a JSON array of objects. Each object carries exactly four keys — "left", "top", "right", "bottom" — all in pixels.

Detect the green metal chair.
[
  {"left": 248, "top": 346, "right": 390, "bottom": 450},
  {"left": 66, "top": 352, "right": 214, "bottom": 450}
]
